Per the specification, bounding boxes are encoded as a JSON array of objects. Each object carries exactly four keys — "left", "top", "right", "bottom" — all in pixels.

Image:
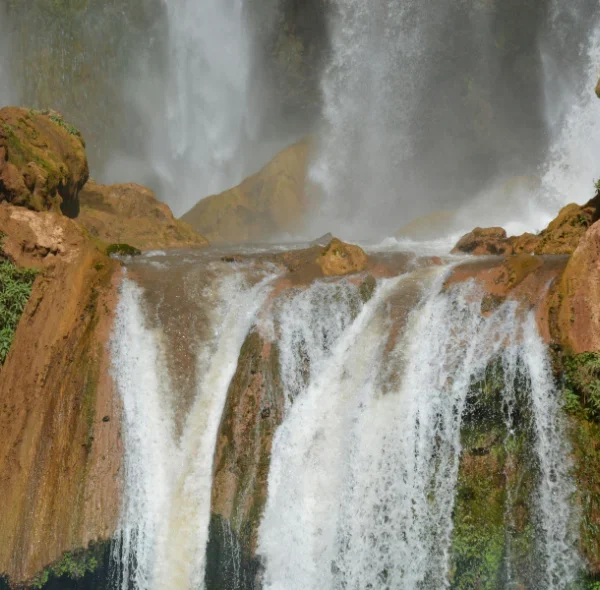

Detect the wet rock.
[
  {"left": 451, "top": 227, "right": 511, "bottom": 256},
  {"left": 0, "top": 108, "right": 88, "bottom": 217},
  {"left": 78, "top": 180, "right": 208, "bottom": 251},
  {"left": 182, "top": 137, "right": 312, "bottom": 243},
  {"left": 317, "top": 238, "right": 368, "bottom": 277}
]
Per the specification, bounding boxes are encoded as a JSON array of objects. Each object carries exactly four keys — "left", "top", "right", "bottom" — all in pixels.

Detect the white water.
[
  {"left": 155, "top": 0, "right": 259, "bottom": 216},
  {"left": 312, "top": 0, "right": 600, "bottom": 239},
  {"left": 111, "top": 270, "right": 277, "bottom": 590},
  {"left": 258, "top": 272, "right": 581, "bottom": 588}
]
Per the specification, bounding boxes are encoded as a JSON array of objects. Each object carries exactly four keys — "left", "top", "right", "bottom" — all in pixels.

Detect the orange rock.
[
  {"left": 451, "top": 227, "right": 513, "bottom": 255},
  {"left": 0, "top": 203, "right": 121, "bottom": 584},
  {"left": 0, "top": 108, "right": 88, "bottom": 217},
  {"left": 554, "top": 219, "right": 600, "bottom": 353},
  {"left": 317, "top": 238, "right": 368, "bottom": 277},
  {"left": 77, "top": 180, "right": 208, "bottom": 251}
]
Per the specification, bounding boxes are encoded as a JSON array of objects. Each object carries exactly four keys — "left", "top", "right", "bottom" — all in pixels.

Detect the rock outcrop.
[
  {"left": 451, "top": 227, "right": 511, "bottom": 256},
  {"left": 0, "top": 204, "right": 121, "bottom": 585},
  {"left": 0, "top": 108, "right": 89, "bottom": 218},
  {"left": 181, "top": 138, "right": 311, "bottom": 243},
  {"left": 77, "top": 180, "right": 208, "bottom": 251},
  {"left": 452, "top": 191, "right": 600, "bottom": 257}
]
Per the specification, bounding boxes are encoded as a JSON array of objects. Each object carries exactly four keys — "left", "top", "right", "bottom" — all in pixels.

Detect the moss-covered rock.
[
  {"left": 317, "top": 238, "right": 368, "bottom": 277},
  {"left": 0, "top": 107, "right": 88, "bottom": 217}
]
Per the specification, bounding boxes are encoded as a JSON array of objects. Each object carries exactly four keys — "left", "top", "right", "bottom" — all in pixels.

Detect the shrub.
[
  {"left": 0, "top": 261, "right": 37, "bottom": 364},
  {"left": 106, "top": 243, "right": 141, "bottom": 257}
]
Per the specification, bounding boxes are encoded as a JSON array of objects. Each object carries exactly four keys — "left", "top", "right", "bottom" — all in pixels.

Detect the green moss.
[
  {"left": 563, "top": 352, "right": 600, "bottom": 420},
  {"left": 106, "top": 243, "right": 141, "bottom": 257},
  {"left": 359, "top": 274, "right": 376, "bottom": 304},
  {"left": 48, "top": 113, "right": 82, "bottom": 137},
  {"left": 0, "top": 260, "right": 37, "bottom": 364}
]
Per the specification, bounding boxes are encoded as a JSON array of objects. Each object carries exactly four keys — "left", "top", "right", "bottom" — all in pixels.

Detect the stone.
[
  {"left": 77, "top": 180, "right": 208, "bottom": 251},
  {"left": 0, "top": 108, "right": 89, "bottom": 217},
  {"left": 451, "top": 227, "right": 512, "bottom": 255},
  {"left": 181, "top": 137, "right": 312, "bottom": 243},
  {"left": 317, "top": 238, "right": 368, "bottom": 277}
]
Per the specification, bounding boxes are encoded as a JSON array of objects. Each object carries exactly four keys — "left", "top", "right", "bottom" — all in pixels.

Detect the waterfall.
[
  {"left": 311, "top": 0, "right": 600, "bottom": 239},
  {"left": 258, "top": 271, "right": 581, "bottom": 588},
  {"left": 111, "top": 267, "right": 278, "bottom": 590}
]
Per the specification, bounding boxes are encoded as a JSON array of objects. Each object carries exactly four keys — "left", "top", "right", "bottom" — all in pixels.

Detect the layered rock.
[
  {"left": 0, "top": 204, "right": 121, "bottom": 585},
  {"left": 181, "top": 138, "right": 311, "bottom": 243},
  {"left": 77, "top": 180, "right": 208, "bottom": 251},
  {"left": 0, "top": 108, "right": 88, "bottom": 218}
]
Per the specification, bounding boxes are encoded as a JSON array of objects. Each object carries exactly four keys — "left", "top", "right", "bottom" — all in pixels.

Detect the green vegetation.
[
  {"left": 30, "top": 545, "right": 105, "bottom": 589},
  {"left": 563, "top": 352, "right": 600, "bottom": 420},
  {"left": 0, "top": 260, "right": 37, "bottom": 364},
  {"left": 106, "top": 243, "right": 141, "bottom": 257},
  {"left": 594, "top": 178, "right": 600, "bottom": 192},
  {"left": 48, "top": 113, "right": 82, "bottom": 137}
]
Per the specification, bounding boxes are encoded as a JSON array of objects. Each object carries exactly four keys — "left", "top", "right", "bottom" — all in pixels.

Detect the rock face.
[
  {"left": 0, "top": 108, "right": 89, "bottom": 218},
  {"left": 181, "top": 138, "right": 311, "bottom": 243},
  {"left": 452, "top": 191, "right": 600, "bottom": 257},
  {"left": 552, "top": 220, "right": 600, "bottom": 353},
  {"left": 77, "top": 180, "right": 208, "bottom": 251},
  {"left": 0, "top": 204, "right": 121, "bottom": 585},
  {"left": 317, "top": 238, "right": 368, "bottom": 277},
  {"left": 207, "top": 331, "right": 284, "bottom": 589}
]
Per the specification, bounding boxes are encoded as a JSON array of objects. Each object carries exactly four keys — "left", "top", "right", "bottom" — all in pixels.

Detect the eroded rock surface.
[
  {"left": 78, "top": 180, "right": 208, "bottom": 251},
  {"left": 0, "top": 108, "right": 88, "bottom": 218},
  {"left": 0, "top": 203, "right": 121, "bottom": 585}
]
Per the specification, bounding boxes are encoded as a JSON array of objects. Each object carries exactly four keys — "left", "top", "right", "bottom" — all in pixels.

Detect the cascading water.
[
  {"left": 311, "top": 0, "right": 600, "bottom": 239},
  {"left": 110, "top": 260, "right": 278, "bottom": 590},
  {"left": 258, "top": 270, "right": 581, "bottom": 589},
  {"left": 157, "top": 0, "right": 259, "bottom": 215}
]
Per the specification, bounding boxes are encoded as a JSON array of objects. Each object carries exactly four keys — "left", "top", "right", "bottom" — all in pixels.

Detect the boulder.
[
  {"left": 0, "top": 108, "right": 88, "bottom": 217},
  {"left": 181, "top": 137, "right": 312, "bottom": 243},
  {"left": 317, "top": 238, "right": 368, "bottom": 277},
  {"left": 77, "top": 180, "right": 208, "bottom": 251},
  {"left": 451, "top": 227, "right": 512, "bottom": 255}
]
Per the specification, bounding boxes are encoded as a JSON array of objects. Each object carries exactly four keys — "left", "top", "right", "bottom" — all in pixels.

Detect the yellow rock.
[
  {"left": 317, "top": 238, "right": 368, "bottom": 277},
  {"left": 181, "top": 137, "right": 312, "bottom": 243}
]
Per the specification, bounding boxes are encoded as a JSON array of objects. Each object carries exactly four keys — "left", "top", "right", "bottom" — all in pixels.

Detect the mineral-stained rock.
[
  {"left": 451, "top": 227, "right": 512, "bottom": 255},
  {"left": 317, "top": 238, "right": 368, "bottom": 277},
  {"left": 181, "top": 137, "right": 312, "bottom": 243},
  {"left": 0, "top": 108, "right": 89, "bottom": 217},
  {"left": 77, "top": 180, "right": 208, "bottom": 251},
  {"left": 0, "top": 203, "right": 121, "bottom": 585}
]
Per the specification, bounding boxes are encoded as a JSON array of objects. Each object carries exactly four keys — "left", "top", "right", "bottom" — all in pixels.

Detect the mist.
[{"left": 1, "top": 0, "right": 599, "bottom": 239}]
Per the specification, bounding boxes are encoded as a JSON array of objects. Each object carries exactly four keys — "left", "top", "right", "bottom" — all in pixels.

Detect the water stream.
[{"left": 109, "top": 251, "right": 582, "bottom": 589}]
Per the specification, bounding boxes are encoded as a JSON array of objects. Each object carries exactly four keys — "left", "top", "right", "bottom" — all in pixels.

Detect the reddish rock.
[
  {"left": 0, "top": 203, "right": 121, "bottom": 584},
  {"left": 451, "top": 227, "right": 512, "bottom": 255}
]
